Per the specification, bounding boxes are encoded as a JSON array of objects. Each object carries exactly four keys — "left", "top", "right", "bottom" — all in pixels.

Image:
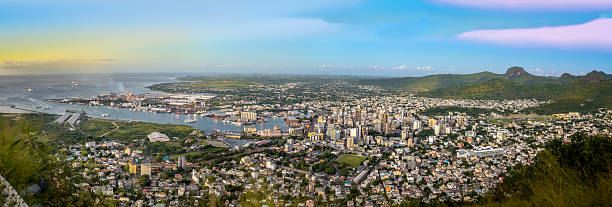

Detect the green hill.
[
  {"left": 358, "top": 71, "right": 504, "bottom": 91},
  {"left": 524, "top": 78, "right": 612, "bottom": 114},
  {"left": 419, "top": 70, "right": 612, "bottom": 114},
  {"left": 478, "top": 134, "right": 612, "bottom": 207},
  {"left": 358, "top": 66, "right": 575, "bottom": 91},
  {"left": 420, "top": 78, "right": 566, "bottom": 100}
]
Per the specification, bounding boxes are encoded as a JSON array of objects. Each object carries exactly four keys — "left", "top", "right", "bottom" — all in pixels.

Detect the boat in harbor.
[
  {"left": 102, "top": 113, "right": 110, "bottom": 117},
  {"left": 184, "top": 114, "right": 198, "bottom": 123}
]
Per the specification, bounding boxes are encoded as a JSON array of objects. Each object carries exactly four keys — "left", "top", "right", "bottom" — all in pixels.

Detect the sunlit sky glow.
[{"left": 1, "top": 0, "right": 611, "bottom": 76}]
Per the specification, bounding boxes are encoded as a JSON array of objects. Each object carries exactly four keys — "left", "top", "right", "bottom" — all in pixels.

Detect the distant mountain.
[
  {"left": 420, "top": 78, "right": 565, "bottom": 100},
  {"left": 357, "top": 71, "right": 503, "bottom": 91},
  {"left": 358, "top": 66, "right": 573, "bottom": 90},
  {"left": 579, "top": 70, "right": 612, "bottom": 83},
  {"left": 504, "top": 66, "right": 528, "bottom": 78},
  {"left": 421, "top": 70, "right": 612, "bottom": 114}
]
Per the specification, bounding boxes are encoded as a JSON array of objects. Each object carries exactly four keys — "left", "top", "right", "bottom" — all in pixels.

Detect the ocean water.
[{"left": 0, "top": 73, "right": 287, "bottom": 133}]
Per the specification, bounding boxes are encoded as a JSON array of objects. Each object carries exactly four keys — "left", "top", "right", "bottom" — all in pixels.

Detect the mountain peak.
[
  {"left": 560, "top": 73, "right": 574, "bottom": 78},
  {"left": 505, "top": 67, "right": 529, "bottom": 78},
  {"left": 580, "top": 70, "right": 607, "bottom": 83}
]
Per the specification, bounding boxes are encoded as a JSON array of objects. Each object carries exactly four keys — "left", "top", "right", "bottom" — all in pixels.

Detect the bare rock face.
[{"left": 505, "top": 66, "right": 529, "bottom": 78}]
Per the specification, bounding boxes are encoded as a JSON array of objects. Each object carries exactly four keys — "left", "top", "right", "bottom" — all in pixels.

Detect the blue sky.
[{"left": 0, "top": 0, "right": 611, "bottom": 76}]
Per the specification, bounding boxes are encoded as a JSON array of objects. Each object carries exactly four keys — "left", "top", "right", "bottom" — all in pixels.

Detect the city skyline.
[{"left": 1, "top": 0, "right": 612, "bottom": 76}]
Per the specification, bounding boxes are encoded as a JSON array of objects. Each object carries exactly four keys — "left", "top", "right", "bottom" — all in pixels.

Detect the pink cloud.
[
  {"left": 432, "top": 0, "right": 612, "bottom": 10},
  {"left": 457, "top": 18, "right": 612, "bottom": 50}
]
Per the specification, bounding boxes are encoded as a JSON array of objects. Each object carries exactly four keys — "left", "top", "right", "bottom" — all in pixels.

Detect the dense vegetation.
[
  {"left": 421, "top": 78, "right": 566, "bottom": 100},
  {"left": 480, "top": 133, "right": 611, "bottom": 206},
  {"left": 421, "top": 71, "right": 612, "bottom": 114},
  {"left": 0, "top": 114, "right": 116, "bottom": 206}
]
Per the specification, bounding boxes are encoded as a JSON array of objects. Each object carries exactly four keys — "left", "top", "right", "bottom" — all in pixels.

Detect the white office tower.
[
  {"left": 434, "top": 124, "right": 440, "bottom": 136},
  {"left": 350, "top": 128, "right": 358, "bottom": 137},
  {"left": 413, "top": 120, "right": 421, "bottom": 130},
  {"left": 401, "top": 131, "right": 409, "bottom": 140}
]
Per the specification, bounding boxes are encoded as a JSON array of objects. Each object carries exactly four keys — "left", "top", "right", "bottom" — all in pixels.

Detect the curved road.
[{"left": 99, "top": 121, "right": 119, "bottom": 137}]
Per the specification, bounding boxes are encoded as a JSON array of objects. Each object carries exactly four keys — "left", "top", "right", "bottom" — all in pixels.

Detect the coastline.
[{"left": 0, "top": 105, "right": 36, "bottom": 114}]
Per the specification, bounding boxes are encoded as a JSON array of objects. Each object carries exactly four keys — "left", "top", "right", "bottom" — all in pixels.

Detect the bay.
[{"left": 0, "top": 73, "right": 287, "bottom": 133}]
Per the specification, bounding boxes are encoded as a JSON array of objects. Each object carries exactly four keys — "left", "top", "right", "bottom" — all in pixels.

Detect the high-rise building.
[
  {"left": 141, "top": 163, "right": 152, "bottom": 176},
  {"left": 401, "top": 131, "right": 409, "bottom": 140},
  {"left": 128, "top": 162, "right": 138, "bottom": 174},
  {"left": 177, "top": 156, "right": 186, "bottom": 169},
  {"left": 428, "top": 119, "right": 437, "bottom": 127},
  {"left": 413, "top": 120, "right": 421, "bottom": 130},
  {"left": 346, "top": 136, "right": 355, "bottom": 150},
  {"left": 358, "top": 124, "right": 364, "bottom": 139},
  {"left": 349, "top": 128, "right": 358, "bottom": 137},
  {"left": 330, "top": 130, "right": 341, "bottom": 140}
]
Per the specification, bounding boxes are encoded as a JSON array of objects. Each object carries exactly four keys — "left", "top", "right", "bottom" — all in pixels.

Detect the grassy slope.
[
  {"left": 421, "top": 78, "right": 612, "bottom": 114},
  {"left": 78, "top": 117, "right": 203, "bottom": 144},
  {"left": 0, "top": 114, "right": 117, "bottom": 206},
  {"left": 476, "top": 134, "right": 612, "bottom": 207},
  {"left": 421, "top": 78, "right": 566, "bottom": 100},
  {"left": 101, "top": 120, "right": 198, "bottom": 140},
  {"left": 80, "top": 118, "right": 116, "bottom": 137}
]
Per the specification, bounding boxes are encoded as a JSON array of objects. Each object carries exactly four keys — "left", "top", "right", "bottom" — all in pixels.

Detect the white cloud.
[
  {"left": 416, "top": 66, "right": 434, "bottom": 71},
  {"left": 369, "top": 65, "right": 386, "bottom": 70},
  {"left": 528, "top": 68, "right": 559, "bottom": 76},
  {"left": 319, "top": 64, "right": 356, "bottom": 70},
  {"left": 431, "top": 0, "right": 612, "bottom": 10},
  {"left": 394, "top": 65, "right": 408, "bottom": 70},
  {"left": 457, "top": 18, "right": 612, "bottom": 50}
]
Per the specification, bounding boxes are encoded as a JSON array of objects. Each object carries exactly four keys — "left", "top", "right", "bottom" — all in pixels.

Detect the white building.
[{"left": 148, "top": 132, "right": 170, "bottom": 142}]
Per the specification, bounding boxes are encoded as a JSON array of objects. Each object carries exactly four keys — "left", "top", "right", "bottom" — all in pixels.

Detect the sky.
[{"left": 1, "top": 0, "right": 611, "bottom": 77}]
